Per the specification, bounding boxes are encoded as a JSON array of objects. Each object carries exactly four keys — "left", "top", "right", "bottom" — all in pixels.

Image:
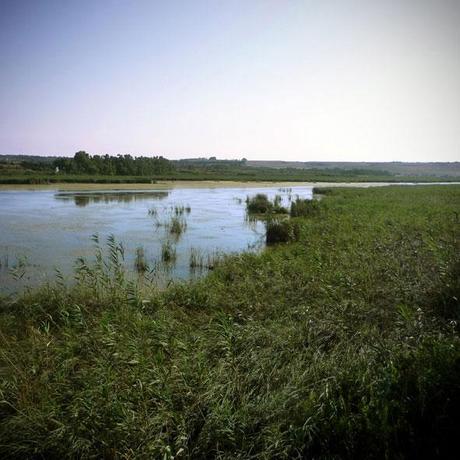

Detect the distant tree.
[{"left": 52, "top": 151, "right": 175, "bottom": 176}]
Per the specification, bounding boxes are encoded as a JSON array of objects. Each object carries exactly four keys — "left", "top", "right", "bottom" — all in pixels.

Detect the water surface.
[{"left": 0, "top": 185, "right": 312, "bottom": 292}]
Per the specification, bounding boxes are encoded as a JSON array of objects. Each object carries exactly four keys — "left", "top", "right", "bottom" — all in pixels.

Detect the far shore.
[{"left": 1, "top": 180, "right": 459, "bottom": 191}]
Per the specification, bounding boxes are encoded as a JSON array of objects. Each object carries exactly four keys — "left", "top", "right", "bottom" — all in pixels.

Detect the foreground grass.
[{"left": 0, "top": 186, "right": 459, "bottom": 459}]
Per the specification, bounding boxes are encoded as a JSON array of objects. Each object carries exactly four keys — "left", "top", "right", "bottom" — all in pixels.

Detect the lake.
[{"left": 0, "top": 184, "right": 313, "bottom": 292}]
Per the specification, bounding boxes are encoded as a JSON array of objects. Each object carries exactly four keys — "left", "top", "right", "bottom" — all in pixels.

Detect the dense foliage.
[
  {"left": 290, "top": 197, "right": 321, "bottom": 217},
  {"left": 0, "top": 186, "right": 459, "bottom": 458},
  {"left": 246, "top": 193, "right": 288, "bottom": 214},
  {"left": 53, "top": 151, "right": 174, "bottom": 175},
  {"left": 2, "top": 153, "right": 460, "bottom": 183}
]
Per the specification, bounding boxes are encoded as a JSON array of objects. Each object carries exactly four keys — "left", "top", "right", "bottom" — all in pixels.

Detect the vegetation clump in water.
[
  {"left": 172, "top": 204, "right": 191, "bottom": 215},
  {"left": 189, "top": 248, "right": 223, "bottom": 270},
  {"left": 246, "top": 193, "right": 288, "bottom": 215},
  {"left": 168, "top": 216, "right": 187, "bottom": 236},
  {"left": 134, "top": 246, "right": 148, "bottom": 273},
  {"left": 161, "top": 240, "right": 176, "bottom": 264}
]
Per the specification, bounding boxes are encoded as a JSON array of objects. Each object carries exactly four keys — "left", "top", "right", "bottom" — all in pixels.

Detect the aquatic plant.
[
  {"left": 168, "top": 216, "right": 187, "bottom": 235},
  {"left": 134, "top": 247, "right": 148, "bottom": 273},
  {"left": 74, "top": 233, "right": 127, "bottom": 293},
  {"left": 161, "top": 240, "right": 176, "bottom": 264},
  {"left": 8, "top": 255, "right": 28, "bottom": 281},
  {"left": 246, "top": 193, "right": 271, "bottom": 213},
  {"left": 246, "top": 193, "right": 288, "bottom": 215},
  {"left": 205, "top": 251, "right": 223, "bottom": 270},
  {"left": 172, "top": 204, "right": 191, "bottom": 216},
  {"left": 189, "top": 247, "right": 205, "bottom": 269},
  {"left": 273, "top": 194, "right": 282, "bottom": 207},
  {"left": 0, "top": 254, "right": 9, "bottom": 269},
  {"left": 173, "top": 205, "right": 185, "bottom": 216},
  {"left": 189, "top": 248, "right": 223, "bottom": 270}
]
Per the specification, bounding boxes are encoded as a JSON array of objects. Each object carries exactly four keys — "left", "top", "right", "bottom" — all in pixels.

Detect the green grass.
[
  {"left": 2, "top": 167, "right": 460, "bottom": 184},
  {"left": 290, "top": 197, "right": 321, "bottom": 217},
  {"left": 0, "top": 186, "right": 459, "bottom": 458}
]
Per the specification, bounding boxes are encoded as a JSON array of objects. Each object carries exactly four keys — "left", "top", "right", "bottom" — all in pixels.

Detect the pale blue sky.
[{"left": 1, "top": 0, "right": 459, "bottom": 161}]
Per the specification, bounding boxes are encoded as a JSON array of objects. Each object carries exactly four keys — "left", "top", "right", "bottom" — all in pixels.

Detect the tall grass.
[
  {"left": 161, "top": 240, "right": 176, "bottom": 264},
  {"left": 172, "top": 204, "right": 191, "bottom": 215},
  {"left": 134, "top": 246, "right": 148, "bottom": 273},
  {"left": 168, "top": 216, "right": 187, "bottom": 236},
  {"left": 290, "top": 197, "right": 320, "bottom": 217},
  {"left": 189, "top": 247, "right": 223, "bottom": 270},
  {"left": 0, "top": 186, "right": 459, "bottom": 458}
]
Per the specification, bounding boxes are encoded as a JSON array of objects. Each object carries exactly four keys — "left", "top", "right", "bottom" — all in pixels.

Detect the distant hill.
[
  {"left": 246, "top": 161, "right": 460, "bottom": 177},
  {"left": 0, "top": 154, "right": 60, "bottom": 163}
]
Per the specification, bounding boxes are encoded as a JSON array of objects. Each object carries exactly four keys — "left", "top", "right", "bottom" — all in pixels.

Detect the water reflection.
[
  {"left": 55, "top": 190, "right": 169, "bottom": 206},
  {"left": 1, "top": 185, "right": 314, "bottom": 293}
]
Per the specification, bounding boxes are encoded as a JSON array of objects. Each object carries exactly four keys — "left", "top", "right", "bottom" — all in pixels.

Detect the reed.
[
  {"left": 168, "top": 216, "right": 187, "bottom": 235},
  {"left": 134, "top": 246, "right": 148, "bottom": 273},
  {"left": 161, "top": 240, "right": 177, "bottom": 264}
]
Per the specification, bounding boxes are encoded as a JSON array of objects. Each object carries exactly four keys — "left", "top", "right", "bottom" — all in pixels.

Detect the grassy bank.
[
  {"left": 0, "top": 186, "right": 459, "bottom": 458},
  {"left": 1, "top": 170, "right": 460, "bottom": 185}
]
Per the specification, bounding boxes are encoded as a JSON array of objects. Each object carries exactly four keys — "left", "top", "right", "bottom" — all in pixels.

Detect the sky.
[{"left": 0, "top": 0, "right": 459, "bottom": 162}]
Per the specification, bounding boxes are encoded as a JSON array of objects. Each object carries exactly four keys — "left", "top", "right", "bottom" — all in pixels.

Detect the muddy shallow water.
[{"left": 0, "top": 185, "right": 313, "bottom": 292}]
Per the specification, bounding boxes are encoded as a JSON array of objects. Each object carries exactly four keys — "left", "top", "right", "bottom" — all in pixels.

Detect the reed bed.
[{"left": 0, "top": 186, "right": 459, "bottom": 459}]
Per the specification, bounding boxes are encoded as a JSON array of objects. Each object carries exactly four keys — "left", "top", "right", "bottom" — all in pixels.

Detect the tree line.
[{"left": 53, "top": 151, "right": 175, "bottom": 176}]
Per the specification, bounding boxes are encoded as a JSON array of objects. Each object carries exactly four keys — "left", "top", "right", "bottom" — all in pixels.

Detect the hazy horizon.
[{"left": 1, "top": 0, "right": 459, "bottom": 162}]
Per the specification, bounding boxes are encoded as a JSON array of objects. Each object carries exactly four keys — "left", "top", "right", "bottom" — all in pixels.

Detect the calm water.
[{"left": 0, "top": 185, "right": 313, "bottom": 292}]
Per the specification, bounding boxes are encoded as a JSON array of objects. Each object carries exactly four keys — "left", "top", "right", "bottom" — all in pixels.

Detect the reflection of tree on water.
[{"left": 55, "top": 191, "right": 169, "bottom": 207}]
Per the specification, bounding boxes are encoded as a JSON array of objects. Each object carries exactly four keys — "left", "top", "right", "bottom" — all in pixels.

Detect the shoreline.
[{"left": 1, "top": 180, "right": 460, "bottom": 191}]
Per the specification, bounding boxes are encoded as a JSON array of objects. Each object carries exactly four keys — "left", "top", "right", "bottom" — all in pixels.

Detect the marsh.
[{"left": 0, "top": 185, "right": 313, "bottom": 292}]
